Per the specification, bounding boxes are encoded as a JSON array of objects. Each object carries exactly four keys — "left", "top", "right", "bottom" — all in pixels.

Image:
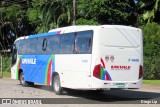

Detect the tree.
[
  {"left": 27, "top": 0, "right": 72, "bottom": 33},
  {"left": 77, "top": 0, "right": 136, "bottom": 26},
  {"left": 142, "top": 22, "right": 160, "bottom": 79},
  {"left": 0, "top": 0, "right": 34, "bottom": 50},
  {"left": 137, "top": 0, "right": 160, "bottom": 24}
]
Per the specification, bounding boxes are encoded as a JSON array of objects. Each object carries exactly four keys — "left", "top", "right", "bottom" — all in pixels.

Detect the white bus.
[{"left": 11, "top": 25, "right": 143, "bottom": 95}]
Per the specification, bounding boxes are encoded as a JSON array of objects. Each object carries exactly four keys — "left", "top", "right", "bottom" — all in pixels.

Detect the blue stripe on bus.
[
  {"left": 21, "top": 55, "right": 55, "bottom": 85},
  {"left": 28, "top": 31, "right": 59, "bottom": 39}
]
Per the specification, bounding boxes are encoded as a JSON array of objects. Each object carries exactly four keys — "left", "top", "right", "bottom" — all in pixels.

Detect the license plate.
[{"left": 116, "top": 83, "right": 125, "bottom": 88}]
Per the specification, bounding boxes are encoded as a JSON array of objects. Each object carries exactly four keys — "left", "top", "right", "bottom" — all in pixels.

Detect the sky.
[{"left": 134, "top": 0, "right": 139, "bottom": 4}]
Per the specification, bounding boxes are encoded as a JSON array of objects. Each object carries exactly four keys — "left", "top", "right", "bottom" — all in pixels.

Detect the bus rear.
[{"left": 92, "top": 25, "right": 143, "bottom": 89}]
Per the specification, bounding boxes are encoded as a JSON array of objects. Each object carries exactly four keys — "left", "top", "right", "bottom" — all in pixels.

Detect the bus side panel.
[
  {"left": 90, "top": 28, "right": 102, "bottom": 89},
  {"left": 55, "top": 54, "right": 92, "bottom": 89},
  {"left": 20, "top": 55, "right": 55, "bottom": 85}
]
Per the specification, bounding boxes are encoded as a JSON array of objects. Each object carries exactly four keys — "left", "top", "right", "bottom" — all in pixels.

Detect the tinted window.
[
  {"left": 18, "top": 30, "right": 93, "bottom": 55},
  {"left": 60, "top": 33, "right": 75, "bottom": 54},
  {"left": 13, "top": 40, "right": 19, "bottom": 54},
  {"left": 15, "top": 40, "right": 19, "bottom": 50},
  {"left": 12, "top": 41, "right": 19, "bottom": 65},
  {"left": 19, "top": 39, "right": 28, "bottom": 54},
  {"left": 75, "top": 31, "right": 93, "bottom": 54},
  {"left": 27, "top": 38, "right": 37, "bottom": 54},
  {"left": 47, "top": 35, "right": 60, "bottom": 54},
  {"left": 37, "top": 37, "right": 47, "bottom": 54}
]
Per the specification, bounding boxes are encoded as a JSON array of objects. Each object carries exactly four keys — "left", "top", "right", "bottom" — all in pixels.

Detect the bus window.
[
  {"left": 59, "top": 33, "right": 75, "bottom": 54},
  {"left": 37, "top": 37, "right": 47, "bottom": 54},
  {"left": 11, "top": 42, "right": 18, "bottom": 65},
  {"left": 47, "top": 35, "right": 60, "bottom": 54},
  {"left": 19, "top": 39, "right": 28, "bottom": 54},
  {"left": 75, "top": 31, "right": 93, "bottom": 54},
  {"left": 27, "top": 38, "right": 37, "bottom": 54}
]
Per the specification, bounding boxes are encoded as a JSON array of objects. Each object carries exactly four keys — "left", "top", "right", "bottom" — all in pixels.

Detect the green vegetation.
[
  {"left": 0, "top": 0, "right": 160, "bottom": 80},
  {"left": 2, "top": 71, "right": 11, "bottom": 77},
  {"left": 142, "top": 23, "right": 160, "bottom": 79},
  {"left": 2, "top": 57, "right": 11, "bottom": 73},
  {"left": 143, "top": 80, "right": 160, "bottom": 84},
  {"left": 0, "top": 56, "right": 11, "bottom": 77}
]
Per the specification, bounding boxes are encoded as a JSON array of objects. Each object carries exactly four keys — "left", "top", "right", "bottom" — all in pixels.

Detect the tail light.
[
  {"left": 93, "top": 64, "right": 112, "bottom": 80},
  {"left": 139, "top": 65, "right": 143, "bottom": 79},
  {"left": 93, "top": 64, "right": 100, "bottom": 79}
]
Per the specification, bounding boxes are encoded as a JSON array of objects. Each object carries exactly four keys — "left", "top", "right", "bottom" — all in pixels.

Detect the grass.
[
  {"left": 1, "top": 72, "right": 11, "bottom": 77},
  {"left": 143, "top": 80, "right": 160, "bottom": 84}
]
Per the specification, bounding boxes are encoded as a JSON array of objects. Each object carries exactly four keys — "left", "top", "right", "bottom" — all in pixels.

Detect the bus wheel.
[
  {"left": 53, "top": 75, "right": 62, "bottom": 95},
  {"left": 20, "top": 72, "right": 28, "bottom": 87}
]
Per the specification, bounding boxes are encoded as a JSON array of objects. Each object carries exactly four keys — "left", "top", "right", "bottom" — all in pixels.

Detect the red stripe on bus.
[
  {"left": 101, "top": 58, "right": 105, "bottom": 68},
  {"left": 47, "top": 60, "right": 52, "bottom": 85}
]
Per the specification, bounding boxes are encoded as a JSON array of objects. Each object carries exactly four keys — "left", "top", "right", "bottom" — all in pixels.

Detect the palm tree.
[
  {"left": 0, "top": 6, "right": 11, "bottom": 51},
  {"left": 0, "top": 3, "right": 29, "bottom": 50},
  {"left": 34, "top": 0, "right": 72, "bottom": 33}
]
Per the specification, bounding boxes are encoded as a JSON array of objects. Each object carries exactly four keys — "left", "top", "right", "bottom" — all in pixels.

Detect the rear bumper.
[{"left": 91, "top": 77, "right": 142, "bottom": 89}]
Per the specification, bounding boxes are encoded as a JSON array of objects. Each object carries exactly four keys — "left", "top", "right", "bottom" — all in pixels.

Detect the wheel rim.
[
  {"left": 54, "top": 78, "right": 60, "bottom": 92},
  {"left": 20, "top": 74, "right": 25, "bottom": 85}
]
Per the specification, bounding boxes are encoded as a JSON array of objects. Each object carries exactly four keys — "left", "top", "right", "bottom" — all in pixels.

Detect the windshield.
[{"left": 11, "top": 41, "right": 19, "bottom": 65}]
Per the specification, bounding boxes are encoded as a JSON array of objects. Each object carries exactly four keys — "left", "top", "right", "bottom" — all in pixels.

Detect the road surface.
[{"left": 0, "top": 77, "right": 159, "bottom": 107}]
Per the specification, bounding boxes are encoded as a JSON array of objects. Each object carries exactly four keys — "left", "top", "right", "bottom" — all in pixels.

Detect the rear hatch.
[{"left": 100, "top": 25, "right": 143, "bottom": 81}]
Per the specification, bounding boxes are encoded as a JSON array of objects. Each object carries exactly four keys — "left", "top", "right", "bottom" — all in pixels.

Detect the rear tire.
[
  {"left": 53, "top": 75, "right": 62, "bottom": 95},
  {"left": 20, "top": 72, "right": 34, "bottom": 86}
]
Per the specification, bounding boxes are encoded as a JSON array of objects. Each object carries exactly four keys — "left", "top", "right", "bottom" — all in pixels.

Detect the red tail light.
[
  {"left": 139, "top": 65, "right": 143, "bottom": 79},
  {"left": 93, "top": 64, "right": 100, "bottom": 79}
]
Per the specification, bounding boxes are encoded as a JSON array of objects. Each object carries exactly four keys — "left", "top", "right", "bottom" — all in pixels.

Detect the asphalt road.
[{"left": 0, "top": 77, "right": 160, "bottom": 107}]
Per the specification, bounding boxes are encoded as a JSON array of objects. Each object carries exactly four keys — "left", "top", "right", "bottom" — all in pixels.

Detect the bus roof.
[
  {"left": 15, "top": 31, "right": 58, "bottom": 42},
  {"left": 15, "top": 25, "right": 141, "bottom": 43},
  {"left": 48, "top": 25, "right": 89, "bottom": 33},
  {"left": 15, "top": 25, "right": 90, "bottom": 42}
]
